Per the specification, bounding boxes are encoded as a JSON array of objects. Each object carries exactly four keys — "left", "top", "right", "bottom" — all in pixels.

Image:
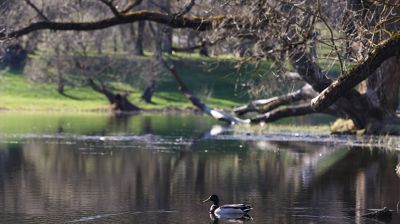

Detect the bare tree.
[{"left": 2, "top": 0, "right": 400, "bottom": 134}]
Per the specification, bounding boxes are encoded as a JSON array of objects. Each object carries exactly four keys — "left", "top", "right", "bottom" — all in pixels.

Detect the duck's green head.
[{"left": 203, "top": 194, "right": 219, "bottom": 205}]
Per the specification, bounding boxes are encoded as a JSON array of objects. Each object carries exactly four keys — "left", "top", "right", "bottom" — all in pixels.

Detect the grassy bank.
[{"left": 0, "top": 54, "right": 267, "bottom": 111}]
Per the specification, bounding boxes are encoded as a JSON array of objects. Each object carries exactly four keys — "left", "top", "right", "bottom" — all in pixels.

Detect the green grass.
[
  {"left": 0, "top": 55, "right": 267, "bottom": 111},
  {"left": 0, "top": 70, "right": 108, "bottom": 111}
]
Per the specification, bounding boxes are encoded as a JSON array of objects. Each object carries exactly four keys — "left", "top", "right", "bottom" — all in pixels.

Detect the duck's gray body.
[
  {"left": 204, "top": 195, "right": 252, "bottom": 216},
  {"left": 213, "top": 204, "right": 252, "bottom": 215}
]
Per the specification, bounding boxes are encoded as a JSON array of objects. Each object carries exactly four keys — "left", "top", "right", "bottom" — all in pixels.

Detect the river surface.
[{"left": 0, "top": 112, "right": 399, "bottom": 224}]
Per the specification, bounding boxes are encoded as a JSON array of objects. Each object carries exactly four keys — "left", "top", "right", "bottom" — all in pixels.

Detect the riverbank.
[{"left": 0, "top": 54, "right": 261, "bottom": 111}]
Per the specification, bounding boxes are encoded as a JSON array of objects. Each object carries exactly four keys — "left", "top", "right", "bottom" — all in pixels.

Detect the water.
[{"left": 0, "top": 112, "right": 399, "bottom": 223}]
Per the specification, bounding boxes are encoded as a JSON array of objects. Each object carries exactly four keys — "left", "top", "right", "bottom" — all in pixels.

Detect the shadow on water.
[{"left": 0, "top": 112, "right": 399, "bottom": 223}]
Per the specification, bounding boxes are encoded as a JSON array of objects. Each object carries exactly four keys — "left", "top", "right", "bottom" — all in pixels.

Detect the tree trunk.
[
  {"left": 153, "top": 25, "right": 163, "bottom": 60},
  {"left": 187, "top": 30, "right": 197, "bottom": 53},
  {"left": 113, "top": 33, "right": 118, "bottom": 52},
  {"left": 159, "top": 0, "right": 172, "bottom": 54},
  {"left": 292, "top": 49, "right": 400, "bottom": 134},
  {"left": 95, "top": 37, "right": 103, "bottom": 55},
  {"left": 54, "top": 45, "right": 65, "bottom": 94},
  {"left": 141, "top": 80, "right": 156, "bottom": 103},
  {"left": 57, "top": 71, "right": 65, "bottom": 94},
  {"left": 161, "top": 26, "right": 173, "bottom": 54},
  {"left": 3, "top": 43, "right": 27, "bottom": 70},
  {"left": 133, "top": 21, "right": 145, "bottom": 56},
  {"left": 199, "top": 44, "right": 209, "bottom": 57},
  {"left": 363, "top": 56, "right": 400, "bottom": 113},
  {"left": 358, "top": 56, "right": 400, "bottom": 134},
  {"left": 87, "top": 79, "right": 140, "bottom": 112},
  {"left": 122, "top": 22, "right": 145, "bottom": 56}
]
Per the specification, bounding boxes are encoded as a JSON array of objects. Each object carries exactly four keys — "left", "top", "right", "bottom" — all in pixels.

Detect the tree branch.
[
  {"left": 311, "top": 34, "right": 400, "bottom": 112},
  {"left": 121, "top": 0, "right": 143, "bottom": 14},
  {"left": 174, "top": 0, "right": 196, "bottom": 17},
  {"left": 2, "top": 10, "right": 225, "bottom": 39},
  {"left": 250, "top": 103, "right": 315, "bottom": 124},
  {"left": 98, "top": 0, "right": 122, "bottom": 17},
  {"left": 24, "top": 0, "right": 49, "bottom": 21},
  {"left": 234, "top": 84, "right": 317, "bottom": 116}
]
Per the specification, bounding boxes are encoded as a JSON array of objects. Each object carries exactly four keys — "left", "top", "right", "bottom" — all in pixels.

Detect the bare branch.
[
  {"left": 24, "top": 0, "right": 49, "bottom": 21},
  {"left": 121, "top": 0, "right": 143, "bottom": 14},
  {"left": 98, "top": 0, "right": 122, "bottom": 17},
  {"left": 316, "top": 0, "right": 344, "bottom": 73},
  {"left": 250, "top": 104, "right": 315, "bottom": 124},
  {"left": 174, "top": 0, "right": 196, "bottom": 17},
  {"left": 2, "top": 11, "right": 226, "bottom": 39},
  {"left": 234, "top": 84, "right": 317, "bottom": 116},
  {"left": 311, "top": 34, "right": 400, "bottom": 112}
]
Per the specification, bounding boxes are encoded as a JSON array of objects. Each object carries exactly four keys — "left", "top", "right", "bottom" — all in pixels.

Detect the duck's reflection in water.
[{"left": 210, "top": 213, "right": 252, "bottom": 223}]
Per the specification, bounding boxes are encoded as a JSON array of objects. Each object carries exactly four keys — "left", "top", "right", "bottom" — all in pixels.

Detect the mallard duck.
[{"left": 203, "top": 195, "right": 252, "bottom": 216}]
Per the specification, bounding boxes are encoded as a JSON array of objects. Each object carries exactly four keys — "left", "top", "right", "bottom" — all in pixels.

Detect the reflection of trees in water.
[
  {"left": 310, "top": 147, "right": 400, "bottom": 213},
  {"left": 0, "top": 140, "right": 399, "bottom": 223},
  {"left": 249, "top": 141, "right": 400, "bottom": 222},
  {"left": 104, "top": 114, "right": 133, "bottom": 135},
  {"left": 0, "top": 143, "right": 44, "bottom": 215}
]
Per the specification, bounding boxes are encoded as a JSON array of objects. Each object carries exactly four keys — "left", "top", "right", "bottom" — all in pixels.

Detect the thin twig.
[
  {"left": 121, "top": 0, "right": 143, "bottom": 14},
  {"left": 24, "top": 0, "right": 49, "bottom": 21},
  {"left": 98, "top": 0, "right": 121, "bottom": 17},
  {"left": 317, "top": 0, "right": 345, "bottom": 73},
  {"left": 174, "top": 0, "right": 196, "bottom": 17}
]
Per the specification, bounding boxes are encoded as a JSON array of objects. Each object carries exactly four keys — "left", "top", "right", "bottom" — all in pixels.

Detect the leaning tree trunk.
[
  {"left": 295, "top": 48, "right": 400, "bottom": 134},
  {"left": 87, "top": 79, "right": 140, "bottom": 112},
  {"left": 359, "top": 56, "right": 400, "bottom": 134},
  {"left": 243, "top": 45, "right": 400, "bottom": 135}
]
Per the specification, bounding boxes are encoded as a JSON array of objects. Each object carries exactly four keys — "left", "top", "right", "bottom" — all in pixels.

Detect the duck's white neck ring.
[{"left": 210, "top": 204, "right": 219, "bottom": 213}]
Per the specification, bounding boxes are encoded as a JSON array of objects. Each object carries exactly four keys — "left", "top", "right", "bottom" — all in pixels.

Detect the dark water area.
[{"left": 0, "top": 112, "right": 399, "bottom": 224}]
